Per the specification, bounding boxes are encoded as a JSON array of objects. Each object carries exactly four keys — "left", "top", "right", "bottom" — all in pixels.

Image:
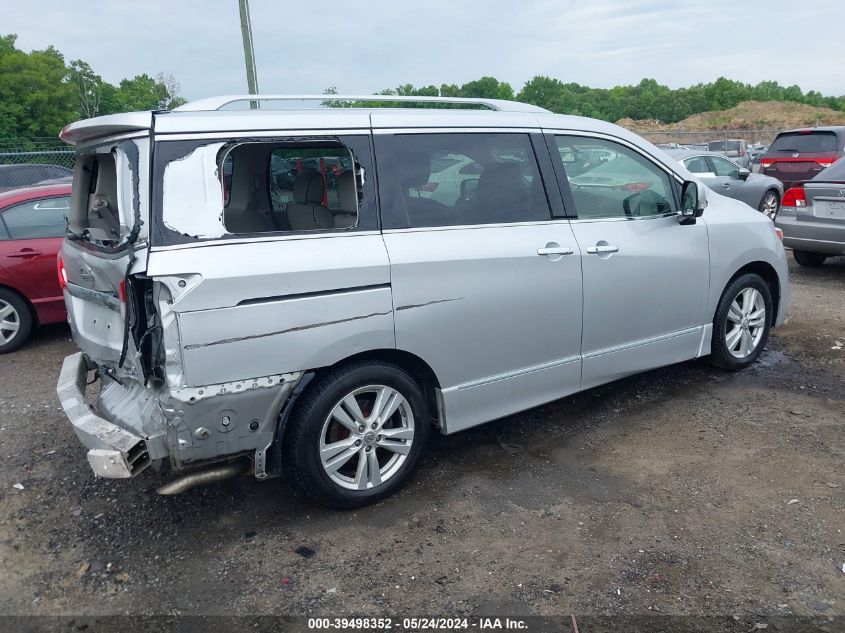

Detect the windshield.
[{"left": 770, "top": 131, "right": 839, "bottom": 153}]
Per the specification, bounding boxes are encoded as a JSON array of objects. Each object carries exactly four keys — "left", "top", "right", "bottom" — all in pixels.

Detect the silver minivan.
[{"left": 56, "top": 95, "right": 789, "bottom": 508}]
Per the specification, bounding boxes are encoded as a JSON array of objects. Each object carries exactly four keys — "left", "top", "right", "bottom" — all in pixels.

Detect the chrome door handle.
[
  {"left": 586, "top": 244, "right": 619, "bottom": 254},
  {"left": 537, "top": 246, "right": 574, "bottom": 256}
]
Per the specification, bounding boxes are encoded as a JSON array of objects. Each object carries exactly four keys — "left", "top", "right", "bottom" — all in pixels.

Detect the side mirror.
[
  {"left": 738, "top": 168, "right": 751, "bottom": 181},
  {"left": 680, "top": 180, "right": 706, "bottom": 223}
]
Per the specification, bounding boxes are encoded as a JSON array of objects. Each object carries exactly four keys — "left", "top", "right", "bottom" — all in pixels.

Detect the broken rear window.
[
  {"left": 68, "top": 142, "right": 142, "bottom": 249},
  {"left": 157, "top": 136, "right": 376, "bottom": 242}
]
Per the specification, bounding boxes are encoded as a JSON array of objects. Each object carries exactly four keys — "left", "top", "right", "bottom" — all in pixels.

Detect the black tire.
[
  {"left": 758, "top": 189, "right": 780, "bottom": 219},
  {"left": 707, "top": 273, "right": 772, "bottom": 370},
  {"left": 0, "top": 288, "right": 33, "bottom": 354},
  {"left": 793, "top": 250, "right": 827, "bottom": 268},
  {"left": 285, "top": 361, "right": 430, "bottom": 509}
]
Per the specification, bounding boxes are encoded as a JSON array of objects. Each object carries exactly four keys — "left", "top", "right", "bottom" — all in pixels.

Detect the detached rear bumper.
[{"left": 56, "top": 352, "right": 150, "bottom": 478}]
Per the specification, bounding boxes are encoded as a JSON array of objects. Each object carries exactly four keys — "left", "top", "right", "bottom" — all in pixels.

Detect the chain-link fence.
[
  {"left": 625, "top": 128, "right": 782, "bottom": 148},
  {"left": 618, "top": 128, "right": 785, "bottom": 173},
  {"left": 0, "top": 140, "right": 75, "bottom": 192}
]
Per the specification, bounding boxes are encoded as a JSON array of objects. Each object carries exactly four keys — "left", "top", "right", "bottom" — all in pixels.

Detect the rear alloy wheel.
[
  {"left": 286, "top": 361, "right": 429, "bottom": 508},
  {"left": 758, "top": 190, "right": 780, "bottom": 219},
  {"left": 793, "top": 250, "right": 827, "bottom": 268},
  {"left": 319, "top": 384, "right": 416, "bottom": 491},
  {"left": 0, "top": 289, "right": 32, "bottom": 354},
  {"left": 708, "top": 273, "right": 772, "bottom": 370}
]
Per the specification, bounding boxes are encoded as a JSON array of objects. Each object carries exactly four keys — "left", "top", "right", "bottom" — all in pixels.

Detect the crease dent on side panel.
[
  {"left": 395, "top": 297, "right": 464, "bottom": 311},
  {"left": 184, "top": 310, "right": 393, "bottom": 350}
]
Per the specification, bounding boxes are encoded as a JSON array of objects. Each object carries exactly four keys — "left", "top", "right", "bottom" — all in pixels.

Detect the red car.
[
  {"left": 760, "top": 127, "right": 845, "bottom": 190},
  {"left": 0, "top": 183, "right": 72, "bottom": 353}
]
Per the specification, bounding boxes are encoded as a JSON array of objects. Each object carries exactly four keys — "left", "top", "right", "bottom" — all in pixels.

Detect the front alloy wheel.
[
  {"left": 0, "top": 290, "right": 32, "bottom": 354},
  {"left": 725, "top": 287, "right": 766, "bottom": 359},
  {"left": 0, "top": 299, "right": 21, "bottom": 346},
  {"left": 708, "top": 273, "right": 772, "bottom": 370}
]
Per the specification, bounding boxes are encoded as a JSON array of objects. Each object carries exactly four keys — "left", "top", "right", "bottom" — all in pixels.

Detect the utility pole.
[{"left": 238, "top": 0, "right": 260, "bottom": 108}]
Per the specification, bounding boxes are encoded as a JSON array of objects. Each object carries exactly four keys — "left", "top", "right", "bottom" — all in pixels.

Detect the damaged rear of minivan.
[
  {"left": 57, "top": 115, "right": 160, "bottom": 479},
  {"left": 57, "top": 114, "right": 306, "bottom": 488},
  {"left": 56, "top": 104, "right": 412, "bottom": 509}
]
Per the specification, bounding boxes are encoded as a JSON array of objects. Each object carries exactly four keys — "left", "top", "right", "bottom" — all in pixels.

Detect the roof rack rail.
[{"left": 172, "top": 94, "right": 550, "bottom": 114}]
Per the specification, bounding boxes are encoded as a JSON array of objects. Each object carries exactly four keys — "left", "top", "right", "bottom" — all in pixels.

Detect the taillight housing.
[
  {"left": 57, "top": 253, "right": 67, "bottom": 290},
  {"left": 782, "top": 187, "right": 806, "bottom": 208},
  {"left": 761, "top": 160, "right": 773, "bottom": 168}
]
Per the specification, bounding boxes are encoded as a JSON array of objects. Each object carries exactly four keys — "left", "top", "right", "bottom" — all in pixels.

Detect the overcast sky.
[{"left": 5, "top": 0, "right": 844, "bottom": 100}]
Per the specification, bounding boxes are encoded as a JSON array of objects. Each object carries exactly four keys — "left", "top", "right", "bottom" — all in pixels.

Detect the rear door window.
[
  {"left": 1, "top": 196, "right": 70, "bottom": 239},
  {"left": 683, "top": 156, "right": 712, "bottom": 175},
  {"left": 709, "top": 156, "right": 740, "bottom": 177},
  {"left": 155, "top": 135, "right": 376, "bottom": 244},
  {"left": 770, "top": 132, "right": 839, "bottom": 153},
  {"left": 220, "top": 142, "right": 360, "bottom": 234},
  {"left": 377, "top": 133, "right": 551, "bottom": 229}
]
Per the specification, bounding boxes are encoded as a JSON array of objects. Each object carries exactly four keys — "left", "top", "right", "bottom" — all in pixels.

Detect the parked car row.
[
  {"left": 656, "top": 127, "right": 845, "bottom": 227},
  {"left": 760, "top": 127, "right": 845, "bottom": 189},
  {"left": 775, "top": 156, "right": 845, "bottom": 267},
  {"left": 667, "top": 150, "right": 782, "bottom": 219}
]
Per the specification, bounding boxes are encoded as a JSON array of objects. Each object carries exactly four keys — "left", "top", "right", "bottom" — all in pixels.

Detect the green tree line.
[
  {"left": 328, "top": 76, "right": 845, "bottom": 122},
  {"left": 0, "top": 34, "right": 185, "bottom": 144},
  {"left": 4, "top": 32, "right": 845, "bottom": 144}
]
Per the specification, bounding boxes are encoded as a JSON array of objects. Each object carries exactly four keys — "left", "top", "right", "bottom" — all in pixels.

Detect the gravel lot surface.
[{"left": 0, "top": 256, "right": 843, "bottom": 620}]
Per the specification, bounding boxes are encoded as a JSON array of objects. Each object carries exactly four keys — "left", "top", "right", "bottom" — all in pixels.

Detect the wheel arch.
[
  {"left": 725, "top": 261, "right": 781, "bottom": 324},
  {"left": 314, "top": 349, "right": 444, "bottom": 429},
  {"left": 760, "top": 187, "right": 780, "bottom": 207},
  {"left": 270, "top": 348, "right": 445, "bottom": 478}
]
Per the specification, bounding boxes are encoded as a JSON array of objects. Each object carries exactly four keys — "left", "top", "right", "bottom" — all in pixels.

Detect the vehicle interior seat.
[
  {"left": 333, "top": 171, "right": 357, "bottom": 228},
  {"left": 83, "top": 155, "right": 122, "bottom": 240},
  {"left": 475, "top": 162, "right": 529, "bottom": 222},
  {"left": 287, "top": 171, "right": 334, "bottom": 231},
  {"left": 223, "top": 146, "right": 277, "bottom": 233},
  {"left": 399, "top": 151, "right": 454, "bottom": 226}
]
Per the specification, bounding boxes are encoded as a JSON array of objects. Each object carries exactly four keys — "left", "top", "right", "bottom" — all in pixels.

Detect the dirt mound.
[{"left": 620, "top": 100, "right": 845, "bottom": 133}]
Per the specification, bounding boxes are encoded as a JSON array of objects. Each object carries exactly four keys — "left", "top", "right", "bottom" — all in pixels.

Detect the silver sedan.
[{"left": 667, "top": 150, "right": 783, "bottom": 219}]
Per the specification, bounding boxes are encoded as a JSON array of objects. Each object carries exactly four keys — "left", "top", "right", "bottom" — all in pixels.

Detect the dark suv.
[{"left": 760, "top": 127, "right": 845, "bottom": 190}]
